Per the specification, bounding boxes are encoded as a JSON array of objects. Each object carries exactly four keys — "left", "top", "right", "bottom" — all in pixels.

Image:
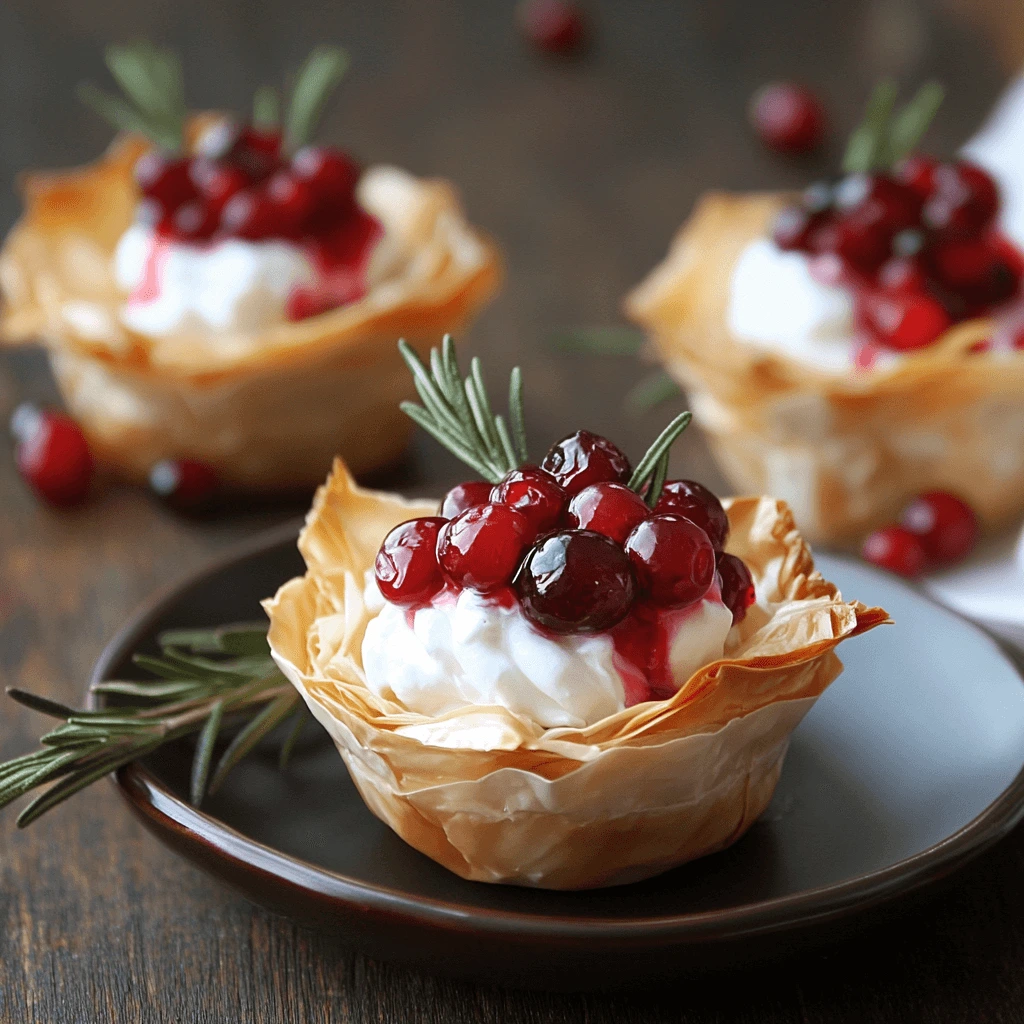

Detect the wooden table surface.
[{"left": 1, "top": 1, "right": 1022, "bottom": 1020}]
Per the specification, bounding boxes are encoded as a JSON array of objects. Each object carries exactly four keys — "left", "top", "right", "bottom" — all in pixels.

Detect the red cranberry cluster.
[
  {"left": 135, "top": 124, "right": 360, "bottom": 246},
  {"left": 861, "top": 490, "right": 978, "bottom": 577},
  {"left": 773, "top": 159, "right": 1023, "bottom": 352},
  {"left": 374, "top": 430, "right": 756, "bottom": 634},
  {"left": 9, "top": 404, "right": 219, "bottom": 511}
]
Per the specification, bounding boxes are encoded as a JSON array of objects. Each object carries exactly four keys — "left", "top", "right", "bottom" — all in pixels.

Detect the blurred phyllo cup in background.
[
  {"left": 626, "top": 82, "right": 1024, "bottom": 546},
  {"left": 0, "top": 44, "right": 501, "bottom": 491}
]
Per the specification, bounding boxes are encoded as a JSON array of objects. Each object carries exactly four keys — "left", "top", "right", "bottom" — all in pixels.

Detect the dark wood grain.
[{"left": 0, "top": 0, "right": 1020, "bottom": 1020}]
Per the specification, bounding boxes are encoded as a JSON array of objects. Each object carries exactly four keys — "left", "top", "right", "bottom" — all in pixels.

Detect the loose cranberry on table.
[
  {"left": 515, "top": 530, "right": 635, "bottom": 633},
  {"left": 490, "top": 466, "right": 567, "bottom": 535},
  {"left": 861, "top": 525, "right": 928, "bottom": 578},
  {"left": 748, "top": 82, "right": 825, "bottom": 155},
  {"left": 374, "top": 517, "right": 448, "bottom": 606},
  {"left": 437, "top": 503, "right": 532, "bottom": 592},
  {"left": 440, "top": 480, "right": 494, "bottom": 519},
  {"left": 717, "top": 552, "right": 756, "bottom": 624},
  {"left": 900, "top": 491, "right": 978, "bottom": 565},
  {"left": 653, "top": 479, "right": 730, "bottom": 551},
  {"left": 10, "top": 404, "right": 94, "bottom": 507},
  {"left": 567, "top": 481, "right": 649, "bottom": 544},
  {"left": 517, "top": 0, "right": 587, "bottom": 55},
  {"left": 149, "top": 458, "right": 220, "bottom": 512},
  {"left": 541, "top": 430, "right": 631, "bottom": 496},
  {"left": 624, "top": 514, "right": 717, "bottom": 608}
]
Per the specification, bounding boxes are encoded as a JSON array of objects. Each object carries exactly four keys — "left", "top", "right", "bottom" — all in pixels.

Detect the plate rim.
[{"left": 91, "top": 523, "right": 1024, "bottom": 945}]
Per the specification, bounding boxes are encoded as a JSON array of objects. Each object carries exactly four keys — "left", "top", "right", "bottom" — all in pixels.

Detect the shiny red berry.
[
  {"left": 149, "top": 458, "right": 220, "bottom": 511},
  {"left": 928, "top": 238, "right": 1019, "bottom": 307},
  {"left": 625, "top": 514, "right": 717, "bottom": 608},
  {"left": 220, "top": 188, "right": 282, "bottom": 240},
  {"left": 717, "top": 552, "right": 756, "bottom": 624},
  {"left": 374, "top": 517, "right": 448, "bottom": 606},
  {"left": 878, "top": 256, "right": 927, "bottom": 295},
  {"left": 285, "top": 288, "right": 337, "bottom": 322},
  {"left": 134, "top": 153, "right": 196, "bottom": 212},
  {"left": 749, "top": 82, "right": 825, "bottom": 155},
  {"left": 515, "top": 530, "right": 635, "bottom": 633},
  {"left": 292, "top": 147, "right": 360, "bottom": 215},
  {"left": 490, "top": 466, "right": 567, "bottom": 537},
  {"left": 541, "top": 430, "right": 631, "bottom": 496},
  {"left": 229, "top": 126, "right": 282, "bottom": 182},
  {"left": 772, "top": 206, "right": 818, "bottom": 251},
  {"left": 923, "top": 162, "right": 1000, "bottom": 239},
  {"left": 653, "top": 479, "right": 730, "bottom": 551},
  {"left": 440, "top": 481, "right": 494, "bottom": 519},
  {"left": 517, "top": 0, "right": 587, "bottom": 54},
  {"left": 861, "top": 525, "right": 927, "bottom": 577},
  {"left": 171, "top": 200, "right": 220, "bottom": 241},
  {"left": 10, "top": 404, "right": 94, "bottom": 506},
  {"left": 190, "top": 159, "right": 249, "bottom": 209},
  {"left": 863, "top": 292, "right": 951, "bottom": 351},
  {"left": 895, "top": 153, "right": 938, "bottom": 199},
  {"left": 900, "top": 491, "right": 978, "bottom": 565},
  {"left": 437, "top": 503, "right": 531, "bottom": 593},
  {"left": 267, "top": 171, "right": 316, "bottom": 238},
  {"left": 567, "top": 482, "right": 650, "bottom": 544},
  {"left": 830, "top": 174, "right": 922, "bottom": 272}
]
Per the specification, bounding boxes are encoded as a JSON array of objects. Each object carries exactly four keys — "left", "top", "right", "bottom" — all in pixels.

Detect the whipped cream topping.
[
  {"left": 361, "top": 588, "right": 733, "bottom": 730},
  {"left": 726, "top": 239, "right": 864, "bottom": 373},
  {"left": 114, "top": 225, "right": 316, "bottom": 336}
]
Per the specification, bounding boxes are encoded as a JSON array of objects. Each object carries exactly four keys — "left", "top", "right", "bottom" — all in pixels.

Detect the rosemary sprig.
[
  {"left": 398, "top": 337, "right": 691, "bottom": 505},
  {"left": 0, "top": 623, "right": 308, "bottom": 826},
  {"left": 842, "top": 79, "right": 945, "bottom": 175},
  {"left": 78, "top": 42, "right": 187, "bottom": 153},
  {"left": 283, "top": 45, "right": 349, "bottom": 154}
]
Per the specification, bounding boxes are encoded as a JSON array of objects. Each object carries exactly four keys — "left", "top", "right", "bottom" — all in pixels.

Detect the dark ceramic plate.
[{"left": 92, "top": 524, "right": 1024, "bottom": 990}]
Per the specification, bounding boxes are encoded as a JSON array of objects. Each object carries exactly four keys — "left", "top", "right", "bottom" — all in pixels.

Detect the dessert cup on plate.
[
  {"left": 0, "top": 45, "right": 500, "bottom": 490},
  {"left": 266, "top": 342, "right": 886, "bottom": 889},
  {"left": 626, "top": 84, "right": 1024, "bottom": 545}
]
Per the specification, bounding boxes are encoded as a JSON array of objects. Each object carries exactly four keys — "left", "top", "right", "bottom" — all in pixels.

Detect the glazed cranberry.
[
  {"left": 267, "top": 171, "right": 316, "bottom": 237},
  {"left": 900, "top": 491, "right": 978, "bottom": 565},
  {"left": 929, "top": 238, "right": 1019, "bottom": 307},
  {"left": 374, "top": 517, "right": 448, "bottom": 606},
  {"left": 541, "top": 430, "right": 631, "bottom": 496},
  {"left": 149, "top": 458, "right": 220, "bottom": 511},
  {"left": 490, "top": 466, "right": 567, "bottom": 536},
  {"left": 748, "top": 82, "right": 825, "bottom": 155},
  {"left": 625, "top": 514, "right": 717, "bottom": 608},
  {"left": 717, "top": 552, "right": 756, "bottom": 624},
  {"left": 653, "top": 479, "right": 729, "bottom": 551},
  {"left": 923, "top": 161, "right": 999, "bottom": 239},
  {"left": 772, "top": 206, "right": 817, "bottom": 251},
  {"left": 878, "top": 256, "right": 927, "bottom": 295},
  {"left": 515, "top": 531, "right": 636, "bottom": 634},
  {"left": 831, "top": 174, "right": 923, "bottom": 272},
  {"left": 440, "top": 480, "right": 494, "bottom": 519},
  {"left": 220, "top": 188, "right": 282, "bottom": 240},
  {"left": 517, "top": 0, "right": 587, "bottom": 55},
  {"left": 171, "top": 200, "right": 220, "bottom": 241},
  {"left": 292, "top": 147, "right": 360, "bottom": 213},
  {"left": 190, "top": 159, "right": 249, "bottom": 209},
  {"left": 437, "top": 503, "right": 531, "bottom": 593},
  {"left": 896, "top": 153, "right": 938, "bottom": 199},
  {"left": 863, "top": 292, "right": 951, "bottom": 351},
  {"left": 134, "top": 153, "right": 195, "bottom": 211},
  {"left": 230, "top": 126, "right": 282, "bottom": 181},
  {"left": 10, "top": 404, "right": 93, "bottom": 506},
  {"left": 567, "top": 482, "right": 650, "bottom": 544},
  {"left": 861, "top": 525, "right": 927, "bottom": 578}
]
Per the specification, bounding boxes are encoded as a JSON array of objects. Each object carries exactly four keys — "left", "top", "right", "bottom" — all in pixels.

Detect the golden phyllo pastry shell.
[
  {"left": 265, "top": 460, "right": 887, "bottom": 890},
  {"left": 0, "top": 128, "right": 501, "bottom": 489},
  {"left": 626, "top": 193, "right": 1024, "bottom": 545}
]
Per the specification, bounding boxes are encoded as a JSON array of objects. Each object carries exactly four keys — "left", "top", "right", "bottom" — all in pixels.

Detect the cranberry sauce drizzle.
[
  {"left": 771, "top": 160, "right": 1024, "bottom": 356},
  {"left": 130, "top": 127, "right": 382, "bottom": 322}
]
